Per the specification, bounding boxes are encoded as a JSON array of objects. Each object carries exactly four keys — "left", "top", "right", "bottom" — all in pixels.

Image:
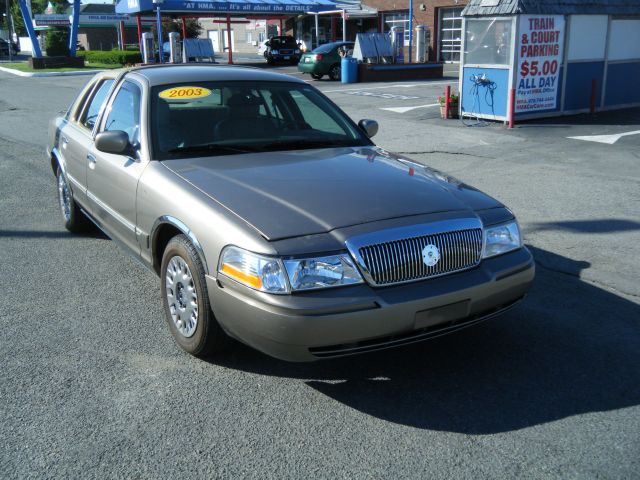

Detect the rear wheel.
[
  {"left": 311, "top": 73, "right": 323, "bottom": 80},
  {"left": 161, "top": 235, "right": 230, "bottom": 357},
  {"left": 56, "top": 166, "right": 89, "bottom": 233},
  {"left": 329, "top": 63, "right": 341, "bottom": 81}
]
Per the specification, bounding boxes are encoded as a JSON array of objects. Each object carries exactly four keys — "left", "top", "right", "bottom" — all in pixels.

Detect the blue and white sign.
[{"left": 116, "top": 0, "right": 336, "bottom": 15}]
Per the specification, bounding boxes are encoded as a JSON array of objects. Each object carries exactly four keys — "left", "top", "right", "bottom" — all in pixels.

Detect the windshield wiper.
[
  {"left": 167, "top": 143, "right": 255, "bottom": 155},
  {"left": 255, "top": 139, "right": 355, "bottom": 151}
]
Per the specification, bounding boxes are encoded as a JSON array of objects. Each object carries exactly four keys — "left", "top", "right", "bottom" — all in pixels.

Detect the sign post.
[
  {"left": 515, "top": 15, "right": 565, "bottom": 113},
  {"left": 68, "top": 0, "right": 80, "bottom": 56},
  {"left": 18, "top": 0, "right": 42, "bottom": 57}
]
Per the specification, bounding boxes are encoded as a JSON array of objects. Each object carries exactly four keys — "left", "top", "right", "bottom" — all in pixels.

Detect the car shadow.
[
  {"left": 0, "top": 226, "right": 109, "bottom": 240},
  {"left": 530, "top": 218, "right": 640, "bottom": 234},
  {"left": 209, "top": 246, "right": 640, "bottom": 434}
]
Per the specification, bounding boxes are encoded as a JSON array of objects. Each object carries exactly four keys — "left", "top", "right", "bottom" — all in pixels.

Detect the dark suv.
[
  {"left": 0, "top": 38, "right": 19, "bottom": 56},
  {"left": 264, "top": 36, "right": 301, "bottom": 65}
]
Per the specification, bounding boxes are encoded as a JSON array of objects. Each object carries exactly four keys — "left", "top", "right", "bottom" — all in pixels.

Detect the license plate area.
[{"left": 414, "top": 300, "right": 470, "bottom": 329}]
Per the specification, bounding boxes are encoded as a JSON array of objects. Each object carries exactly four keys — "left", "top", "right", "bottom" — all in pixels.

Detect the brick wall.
[{"left": 362, "top": 0, "right": 468, "bottom": 61}]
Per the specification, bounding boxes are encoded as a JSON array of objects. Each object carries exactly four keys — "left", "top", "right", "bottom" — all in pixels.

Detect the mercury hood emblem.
[{"left": 422, "top": 244, "right": 440, "bottom": 267}]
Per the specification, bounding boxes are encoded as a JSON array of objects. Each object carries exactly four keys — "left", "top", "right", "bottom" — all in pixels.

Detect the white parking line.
[
  {"left": 568, "top": 130, "right": 640, "bottom": 145},
  {"left": 322, "top": 81, "right": 454, "bottom": 94},
  {"left": 380, "top": 103, "right": 440, "bottom": 113}
]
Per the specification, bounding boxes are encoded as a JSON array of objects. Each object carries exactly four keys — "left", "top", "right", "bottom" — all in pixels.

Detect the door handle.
[
  {"left": 87, "top": 153, "right": 97, "bottom": 169},
  {"left": 61, "top": 136, "right": 69, "bottom": 148}
]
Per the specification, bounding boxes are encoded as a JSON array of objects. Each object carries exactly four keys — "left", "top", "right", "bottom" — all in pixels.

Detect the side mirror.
[
  {"left": 358, "top": 119, "right": 379, "bottom": 138},
  {"left": 95, "top": 130, "right": 132, "bottom": 155},
  {"left": 265, "top": 41, "right": 270, "bottom": 47}
]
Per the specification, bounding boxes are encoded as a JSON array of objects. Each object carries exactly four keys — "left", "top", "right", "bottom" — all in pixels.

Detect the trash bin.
[{"left": 341, "top": 57, "right": 358, "bottom": 84}]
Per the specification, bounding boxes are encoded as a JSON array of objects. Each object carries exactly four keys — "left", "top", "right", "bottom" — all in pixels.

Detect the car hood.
[{"left": 161, "top": 146, "right": 501, "bottom": 241}]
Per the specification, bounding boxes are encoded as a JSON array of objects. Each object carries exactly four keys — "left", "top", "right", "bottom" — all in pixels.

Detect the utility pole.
[{"left": 5, "top": 0, "right": 13, "bottom": 61}]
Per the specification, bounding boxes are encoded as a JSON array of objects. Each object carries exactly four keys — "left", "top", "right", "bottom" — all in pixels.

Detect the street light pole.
[
  {"left": 153, "top": 0, "right": 163, "bottom": 63},
  {"left": 4, "top": 8, "right": 13, "bottom": 62}
]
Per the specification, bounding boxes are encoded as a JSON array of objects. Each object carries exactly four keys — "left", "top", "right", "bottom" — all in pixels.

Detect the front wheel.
[
  {"left": 161, "top": 235, "right": 230, "bottom": 357},
  {"left": 328, "top": 63, "right": 341, "bottom": 81},
  {"left": 310, "top": 73, "right": 323, "bottom": 80}
]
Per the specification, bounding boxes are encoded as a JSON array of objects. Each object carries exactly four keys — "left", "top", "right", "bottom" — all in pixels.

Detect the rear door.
[
  {"left": 86, "top": 79, "right": 148, "bottom": 253},
  {"left": 59, "top": 77, "right": 115, "bottom": 207}
]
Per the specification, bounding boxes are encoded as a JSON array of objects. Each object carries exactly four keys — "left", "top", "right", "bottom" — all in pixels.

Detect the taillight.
[{"left": 315, "top": 54, "right": 323, "bottom": 61}]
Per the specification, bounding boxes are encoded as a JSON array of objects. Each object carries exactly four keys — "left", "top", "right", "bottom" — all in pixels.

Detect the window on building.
[
  {"left": 464, "top": 18, "right": 513, "bottom": 65},
  {"left": 246, "top": 32, "right": 253, "bottom": 44},
  {"left": 439, "top": 7, "right": 464, "bottom": 63},
  {"left": 382, "top": 11, "right": 410, "bottom": 43}
]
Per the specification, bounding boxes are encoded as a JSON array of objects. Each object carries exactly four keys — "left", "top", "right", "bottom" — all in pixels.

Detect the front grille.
[
  {"left": 358, "top": 228, "right": 483, "bottom": 286},
  {"left": 279, "top": 49, "right": 294, "bottom": 54}
]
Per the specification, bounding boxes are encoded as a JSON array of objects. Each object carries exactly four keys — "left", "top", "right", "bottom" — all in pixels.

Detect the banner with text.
[{"left": 515, "top": 15, "right": 565, "bottom": 113}]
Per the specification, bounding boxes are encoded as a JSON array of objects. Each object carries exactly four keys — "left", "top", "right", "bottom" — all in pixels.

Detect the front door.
[{"left": 86, "top": 80, "right": 147, "bottom": 254}]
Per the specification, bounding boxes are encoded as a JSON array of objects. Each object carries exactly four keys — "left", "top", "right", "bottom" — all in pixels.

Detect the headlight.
[
  {"left": 483, "top": 221, "right": 522, "bottom": 258},
  {"left": 284, "top": 254, "right": 363, "bottom": 291},
  {"left": 219, "top": 246, "right": 288, "bottom": 294},
  {"left": 295, "top": 49, "right": 301, "bottom": 54},
  {"left": 271, "top": 49, "right": 279, "bottom": 55}
]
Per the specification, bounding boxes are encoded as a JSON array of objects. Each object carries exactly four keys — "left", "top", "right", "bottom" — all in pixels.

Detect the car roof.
[{"left": 120, "top": 64, "right": 306, "bottom": 87}]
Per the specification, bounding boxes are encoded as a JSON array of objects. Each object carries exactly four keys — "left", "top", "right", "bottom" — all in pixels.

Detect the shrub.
[
  {"left": 45, "top": 28, "right": 69, "bottom": 56},
  {"left": 77, "top": 50, "right": 142, "bottom": 65}
]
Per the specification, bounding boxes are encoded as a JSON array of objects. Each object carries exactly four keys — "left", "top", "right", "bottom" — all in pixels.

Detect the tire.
[
  {"left": 161, "top": 234, "right": 230, "bottom": 357},
  {"left": 56, "top": 166, "right": 89, "bottom": 233},
  {"left": 329, "top": 63, "right": 341, "bottom": 81},
  {"left": 310, "top": 73, "right": 323, "bottom": 80}
]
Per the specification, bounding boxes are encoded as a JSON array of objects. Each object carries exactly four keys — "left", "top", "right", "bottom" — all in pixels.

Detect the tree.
[
  {"left": 155, "top": 18, "right": 203, "bottom": 40},
  {"left": 10, "top": 0, "right": 48, "bottom": 37}
]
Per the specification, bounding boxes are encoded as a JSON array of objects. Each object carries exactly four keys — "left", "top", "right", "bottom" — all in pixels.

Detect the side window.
[
  {"left": 103, "top": 81, "right": 142, "bottom": 145},
  {"left": 79, "top": 79, "right": 114, "bottom": 131},
  {"left": 288, "top": 90, "right": 345, "bottom": 135},
  {"left": 256, "top": 89, "right": 284, "bottom": 120}
]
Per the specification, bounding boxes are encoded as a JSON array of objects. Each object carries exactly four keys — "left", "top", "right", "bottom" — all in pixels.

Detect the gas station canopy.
[{"left": 116, "top": 0, "right": 337, "bottom": 15}]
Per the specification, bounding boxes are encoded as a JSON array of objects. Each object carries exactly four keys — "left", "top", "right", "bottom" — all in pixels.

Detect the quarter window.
[
  {"left": 103, "top": 81, "right": 142, "bottom": 145},
  {"left": 79, "top": 79, "right": 114, "bottom": 130}
]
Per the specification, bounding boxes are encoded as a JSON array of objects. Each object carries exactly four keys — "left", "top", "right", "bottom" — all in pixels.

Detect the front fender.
[{"left": 150, "top": 215, "right": 210, "bottom": 274}]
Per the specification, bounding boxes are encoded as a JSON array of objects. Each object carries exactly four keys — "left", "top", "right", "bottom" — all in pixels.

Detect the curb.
[{"left": 0, "top": 66, "right": 105, "bottom": 77}]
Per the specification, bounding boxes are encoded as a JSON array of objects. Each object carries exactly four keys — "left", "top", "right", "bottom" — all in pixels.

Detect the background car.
[
  {"left": 0, "top": 38, "right": 19, "bottom": 56},
  {"left": 264, "top": 35, "right": 301, "bottom": 64},
  {"left": 258, "top": 39, "right": 268, "bottom": 57},
  {"left": 298, "top": 41, "right": 354, "bottom": 80}
]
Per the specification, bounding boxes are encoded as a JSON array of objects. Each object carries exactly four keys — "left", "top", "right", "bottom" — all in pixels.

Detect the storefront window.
[
  {"left": 464, "top": 18, "right": 512, "bottom": 65},
  {"left": 382, "top": 11, "right": 410, "bottom": 42}
]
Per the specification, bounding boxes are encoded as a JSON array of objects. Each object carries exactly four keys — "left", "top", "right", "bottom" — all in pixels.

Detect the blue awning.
[{"left": 116, "top": 0, "right": 337, "bottom": 15}]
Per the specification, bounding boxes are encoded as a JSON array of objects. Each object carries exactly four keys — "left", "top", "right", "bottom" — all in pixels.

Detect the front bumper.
[{"left": 207, "top": 247, "right": 535, "bottom": 362}]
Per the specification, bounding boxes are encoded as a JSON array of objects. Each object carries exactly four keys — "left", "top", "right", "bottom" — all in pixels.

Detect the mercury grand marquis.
[{"left": 48, "top": 65, "right": 534, "bottom": 361}]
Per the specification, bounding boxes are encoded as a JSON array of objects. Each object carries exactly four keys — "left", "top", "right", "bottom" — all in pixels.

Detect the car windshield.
[
  {"left": 150, "top": 81, "right": 371, "bottom": 160},
  {"left": 269, "top": 37, "right": 297, "bottom": 48}
]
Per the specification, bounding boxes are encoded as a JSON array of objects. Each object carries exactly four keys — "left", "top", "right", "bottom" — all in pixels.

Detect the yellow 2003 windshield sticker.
[{"left": 159, "top": 86, "right": 211, "bottom": 100}]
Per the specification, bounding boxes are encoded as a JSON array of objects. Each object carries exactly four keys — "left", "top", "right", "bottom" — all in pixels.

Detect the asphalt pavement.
[{"left": 0, "top": 66, "right": 639, "bottom": 479}]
